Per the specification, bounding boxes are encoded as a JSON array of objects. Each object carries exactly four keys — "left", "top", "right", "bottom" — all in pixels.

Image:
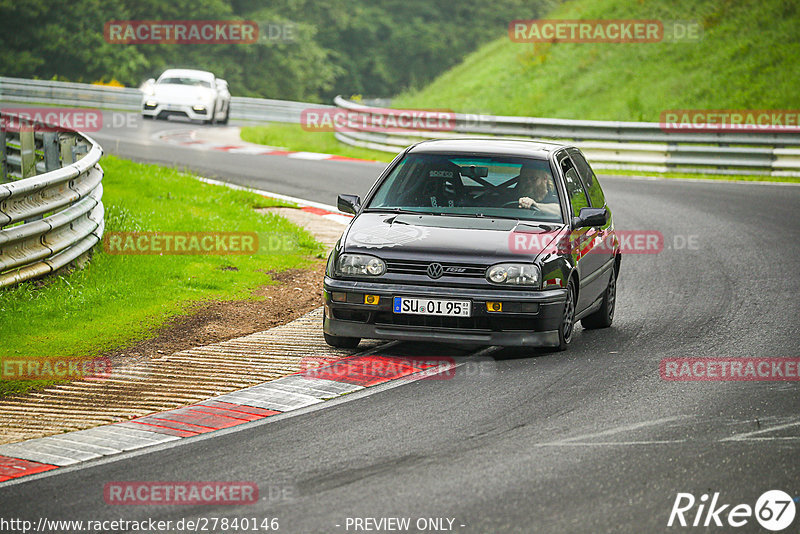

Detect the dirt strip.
[{"left": 0, "top": 207, "right": 357, "bottom": 445}]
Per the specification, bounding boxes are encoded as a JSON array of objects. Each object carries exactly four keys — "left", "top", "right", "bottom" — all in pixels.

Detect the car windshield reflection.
[{"left": 367, "top": 154, "right": 563, "bottom": 223}]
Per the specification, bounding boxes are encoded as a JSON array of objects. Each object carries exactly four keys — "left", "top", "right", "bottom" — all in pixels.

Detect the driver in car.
[{"left": 516, "top": 164, "right": 561, "bottom": 216}]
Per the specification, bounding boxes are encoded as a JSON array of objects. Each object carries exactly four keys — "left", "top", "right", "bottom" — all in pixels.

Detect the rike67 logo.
[{"left": 668, "top": 490, "right": 796, "bottom": 531}]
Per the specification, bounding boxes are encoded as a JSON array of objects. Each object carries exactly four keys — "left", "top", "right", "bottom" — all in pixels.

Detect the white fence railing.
[
  {"left": 0, "top": 113, "right": 104, "bottom": 287},
  {"left": 333, "top": 97, "right": 800, "bottom": 177},
  {"left": 3, "top": 76, "right": 798, "bottom": 179}
]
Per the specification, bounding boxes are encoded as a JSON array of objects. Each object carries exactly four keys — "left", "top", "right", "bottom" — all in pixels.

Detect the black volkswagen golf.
[{"left": 323, "top": 139, "right": 620, "bottom": 351}]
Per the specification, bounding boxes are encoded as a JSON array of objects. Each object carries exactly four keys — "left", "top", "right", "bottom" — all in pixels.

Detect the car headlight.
[
  {"left": 145, "top": 99, "right": 158, "bottom": 107},
  {"left": 486, "top": 263, "right": 539, "bottom": 286},
  {"left": 336, "top": 254, "right": 386, "bottom": 277}
]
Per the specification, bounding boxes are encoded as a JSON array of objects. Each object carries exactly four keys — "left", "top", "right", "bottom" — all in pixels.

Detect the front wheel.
[
  {"left": 555, "top": 279, "right": 577, "bottom": 351},
  {"left": 324, "top": 332, "right": 361, "bottom": 349},
  {"left": 582, "top": 263, "right": 617, "bottom": 330}
]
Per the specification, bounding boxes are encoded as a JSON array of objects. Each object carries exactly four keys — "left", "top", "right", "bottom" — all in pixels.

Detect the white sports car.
[{"left": 141, "top": 69, "right": 231, "bottom": 124}]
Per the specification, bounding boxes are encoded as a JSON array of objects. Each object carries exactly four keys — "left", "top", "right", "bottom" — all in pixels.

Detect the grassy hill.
[{"left": 393, "top": 0, "right": 800, "bottom": 121}]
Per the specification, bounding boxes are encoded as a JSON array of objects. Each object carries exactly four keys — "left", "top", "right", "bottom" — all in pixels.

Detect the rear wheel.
[
  {"left": 555, "top": 279, "right": 577, "bottom": 351},
  {"left": 324, "top": 332, "right": 361, "bottom": 349},
  {"left": 582, "top": 263, "right": 617, "bottom": 329}
]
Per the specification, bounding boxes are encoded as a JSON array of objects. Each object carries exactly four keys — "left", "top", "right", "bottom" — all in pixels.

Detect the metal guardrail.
[
  {"left": 0, "top": 76, "right": 328, "bottom": 123},
  {"left": 3, "top": 77, "right": 797, "bottom": 177},
  {"left": 333, "top": 97, "right": 800, "bottom": 177},
  {"left": 0, "top": 113, "right": 104, "bottom": 287}
]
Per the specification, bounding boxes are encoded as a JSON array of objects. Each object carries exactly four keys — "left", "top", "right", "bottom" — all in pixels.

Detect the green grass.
[
  {"left": 0, "top": 155, "right": 324, "bottom": 397},
  {"left": 599, "top": 169, "right": 800, "bottom": 183},
  {"left": 240, "top": 124, "right": 800, "bottom": 183},
  {"left": 240, "top": 123, "right": 396, "bottom": 163},
  {"left": 393, "top": 0, "right": 800, "bottom": 121},
  {"left": 238, "top": 0, "right": 799, "bottom": 184}
]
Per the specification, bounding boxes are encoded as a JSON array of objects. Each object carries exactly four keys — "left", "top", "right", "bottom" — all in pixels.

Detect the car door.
[
  {"left": 556, "top": 150, "right": 605, "bottom": 313},
  {"left": 568, "top": 148, "right": 615, "bottom": 292}
]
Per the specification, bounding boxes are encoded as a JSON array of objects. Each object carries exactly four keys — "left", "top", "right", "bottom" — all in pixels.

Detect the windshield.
[
  {"left": 157, "top": 77, "right": 212, "bottom": 88},
  {"left": 367, "top": 153, "right": 563, "bottom": 222}
]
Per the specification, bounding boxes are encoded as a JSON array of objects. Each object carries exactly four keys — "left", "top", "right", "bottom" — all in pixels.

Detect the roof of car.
[
  {"left": 158, "top": 69, "right": 215, "bottom": 80},
  {"left": 408, "top": 138, "right": 570, "bottom": 158}
]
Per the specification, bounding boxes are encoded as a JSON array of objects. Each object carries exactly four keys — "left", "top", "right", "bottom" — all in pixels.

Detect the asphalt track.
[{"left": 1, "top": 116, "right": 799, "bottom": 533}]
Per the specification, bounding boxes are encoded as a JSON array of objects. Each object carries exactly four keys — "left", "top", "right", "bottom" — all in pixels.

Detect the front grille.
[
  {"left": 157, "top": 110, "right": 189, "bottom": 119},
  {"left": 385, "top": 259, "right": 486, "bottom": 278},
  {"left": 375, "top": 312, "right": 535, "bottom": 332},
  {"left": 375, "top": 312, "right": 491, "bottom": 330}
]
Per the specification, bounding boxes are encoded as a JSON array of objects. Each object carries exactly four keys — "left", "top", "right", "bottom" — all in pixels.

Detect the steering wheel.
[{"left": 501, "top": 200, "right": 539, "bottom": 210}]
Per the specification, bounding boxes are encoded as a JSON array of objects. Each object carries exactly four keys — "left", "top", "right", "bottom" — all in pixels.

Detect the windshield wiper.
[
  {"left": 365, "top": 208, "right": 530, "bottom": 222},
  {"left": 364, "top": 207, "right": 438, "bottom": 215}
]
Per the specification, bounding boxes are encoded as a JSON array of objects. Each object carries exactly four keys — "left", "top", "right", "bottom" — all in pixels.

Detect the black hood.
[{"left": 343, "top": 212, "right": 566, "bottom": 263}]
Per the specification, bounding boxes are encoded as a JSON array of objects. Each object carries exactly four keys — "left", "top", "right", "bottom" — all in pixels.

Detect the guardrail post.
[
  {"left": 60, "top": 134, "right": 76, "bottom": 165},
  {"left": 20, "top": 125, "right": 36, "bottom": 178},
  {"left": 43, "top": 132, "right": 60, "bottom": 172},
  {"left": 72, "top": 144, "right": 88, "bottom": 161},
  {"left": 0, "top": 127, "right": 7, "bottom": 183}
]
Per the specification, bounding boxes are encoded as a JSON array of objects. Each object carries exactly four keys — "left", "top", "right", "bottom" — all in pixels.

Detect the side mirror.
[
  {"left": 337, "top": 194, "right": 361, "bottom": 215},
  {"left": 572, "top": 207, "right": 608, "bottom": 228}
]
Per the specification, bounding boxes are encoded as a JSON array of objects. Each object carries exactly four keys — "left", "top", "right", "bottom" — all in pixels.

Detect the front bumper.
[{"left": 323, "top": 277, "right": 567, "bottom": 347}]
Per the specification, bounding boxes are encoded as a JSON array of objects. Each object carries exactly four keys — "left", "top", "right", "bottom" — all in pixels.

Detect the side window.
[
  {"left": 570, "top": 149, "right": 606, "bottom": 208},
  {"left": 559, "top": 154, "right": 590, "bottom": 218}
]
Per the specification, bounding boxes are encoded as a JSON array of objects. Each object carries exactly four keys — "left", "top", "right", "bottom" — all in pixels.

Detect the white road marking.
[
  {"left": 287, "top": 151, "right": 334, "bottom": 160},
  {"left": 533, "top": 440, "right": 686, "bottom": 447},
  {"left": 720, "top": 420, "right": 800, "bottom": 442},
  {"left": 533, "top": 416, "right": 687, "bottom": 447},
  {"left": 194, "top": 176, "right": 345, "bottom": 213}
]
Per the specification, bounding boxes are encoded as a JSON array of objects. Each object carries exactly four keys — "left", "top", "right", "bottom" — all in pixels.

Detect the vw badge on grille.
[{"left": 427, "top": 262, "right": 444, "bottom": 279}]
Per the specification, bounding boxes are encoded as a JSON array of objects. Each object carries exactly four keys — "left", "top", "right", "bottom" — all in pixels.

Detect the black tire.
[
  {"left": 142, "top": 113, "right": 153, "bottom": 120},
  {"left": 207, "top": 99, "right": 218, "bottom": 124},
  {"left": 581, "top": 263, "right": 617, "bottom": 330},
  {"left": 555, "top": 278, "right": 577, "bottom": 351},
  {"left": 219, "top": 105, "right": 229, "bottom": 125},
  {"left": 324, "top": 332, "right": 361, "bottom": 349}
]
